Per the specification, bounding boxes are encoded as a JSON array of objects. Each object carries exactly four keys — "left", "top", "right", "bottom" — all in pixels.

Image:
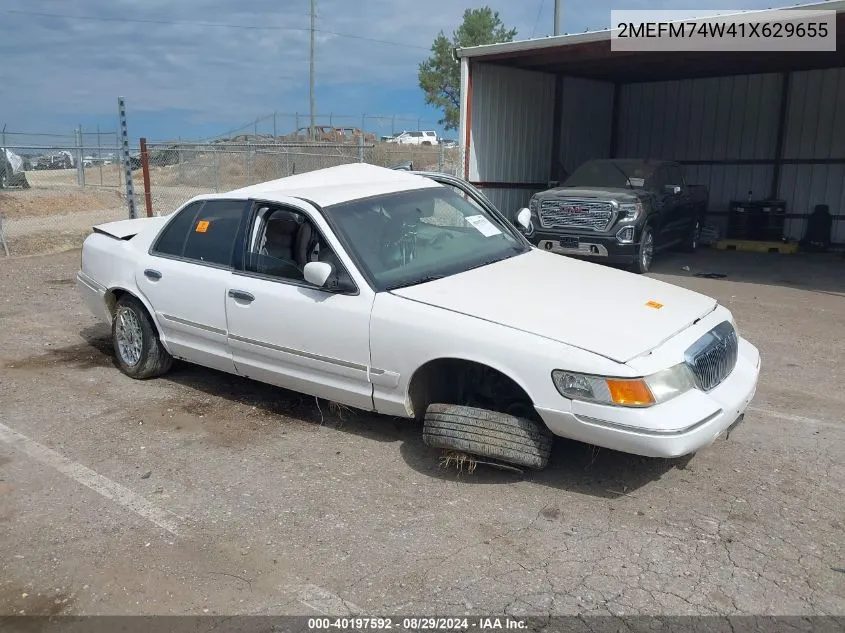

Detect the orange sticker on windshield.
[
  {"left": 645, "top": 300, "right": 663, "bottom": 309},
  {"left": 195, "top": 220, "right": 209, "bottom": 233}
]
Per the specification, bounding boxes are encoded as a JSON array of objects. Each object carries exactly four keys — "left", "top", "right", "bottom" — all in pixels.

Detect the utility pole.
[
  {"left": 310, "top": 0, "right": 316, "bottom": 140},
  {"left": 554, "top": 0, "right": 561, "bottom": 35}
]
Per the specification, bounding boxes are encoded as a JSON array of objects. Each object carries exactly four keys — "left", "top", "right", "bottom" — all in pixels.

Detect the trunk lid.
[{"left": 92, "top": 216, "right": 168, "bottom": 240}]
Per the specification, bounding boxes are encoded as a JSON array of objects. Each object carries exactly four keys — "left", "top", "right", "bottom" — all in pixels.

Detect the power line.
[
  {"left": 531, "top": 0, "right": 545, "bottom": 38},
  {"left": 3, "top": 9, "right": 429, "bottom": 49}
]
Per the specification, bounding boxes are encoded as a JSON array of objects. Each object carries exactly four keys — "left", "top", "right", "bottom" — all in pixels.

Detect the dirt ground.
[{"left": 0, "top": 247, "right": 843, "bottom": 619}]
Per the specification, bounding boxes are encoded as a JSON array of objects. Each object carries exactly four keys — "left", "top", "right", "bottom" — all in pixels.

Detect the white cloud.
[{"left": 0, "top": 0, "right": 782, "bottom": 133}]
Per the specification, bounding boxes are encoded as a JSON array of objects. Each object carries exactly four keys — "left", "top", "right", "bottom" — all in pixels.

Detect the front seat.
[
  {"left": 294, "top": 221, "right": 320, "bottom": 267},
  {"left": 261, "top": 211, "right": 300, "bottom": 261}
]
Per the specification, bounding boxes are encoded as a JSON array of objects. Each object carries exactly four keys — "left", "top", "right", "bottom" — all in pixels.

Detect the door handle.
[
  {"left": 228, "top": 289, "right": 255, "bottom": 303},
  {"left": 144, "top": 269, "right": 162, "bottom": 281}
]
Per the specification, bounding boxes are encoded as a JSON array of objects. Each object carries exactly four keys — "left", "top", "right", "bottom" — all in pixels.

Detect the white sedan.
[{"left": 76, "top": 163, "right": 760, "bottom": 470}]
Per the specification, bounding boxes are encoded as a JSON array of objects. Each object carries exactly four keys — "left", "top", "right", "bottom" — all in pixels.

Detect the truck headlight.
[
  {"left": 616, "top": 225, "right": 635, "bottom": 243},
  {"left": 552, "top": 364, "right": 695, "bottom": 408},
  {"left": 618, "top": 201, "right": 643, "bottom": 222}
]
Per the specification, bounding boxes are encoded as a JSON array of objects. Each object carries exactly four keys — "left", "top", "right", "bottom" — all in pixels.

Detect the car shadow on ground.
[{"left": 71, "top": 326, "right": 688, "bottom": 501}]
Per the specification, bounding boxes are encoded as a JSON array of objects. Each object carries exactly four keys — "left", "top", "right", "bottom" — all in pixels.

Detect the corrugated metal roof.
[{"left": 456, "top": 0, "right": 845, "bottom": 59}]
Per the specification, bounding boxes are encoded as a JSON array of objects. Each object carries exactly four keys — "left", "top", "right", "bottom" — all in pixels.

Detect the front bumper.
[
  {"left": 530, "top": 230, "right": 639, "bottom": 264},
  {"left": 535, "top": 338, "right": 761, "bottom": 458}
]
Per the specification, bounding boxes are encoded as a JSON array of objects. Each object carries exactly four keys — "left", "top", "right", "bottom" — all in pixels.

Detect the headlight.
[
  {"left": 616, "top": 225, "right": 635, "bottom": 243},
  {"left": 618, "top": 201, "right": 643, "bottom": 222},
  {"left": 552, "top": 364, "right": 695, "bottom": 408}
]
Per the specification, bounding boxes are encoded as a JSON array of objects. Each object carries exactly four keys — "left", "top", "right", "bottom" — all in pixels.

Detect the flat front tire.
[
  {"left": 112, "top": 295, "right": 173, "bottom": 379},
  {"left": 423, "top": 403, "right": 554, "bottom": 470}
]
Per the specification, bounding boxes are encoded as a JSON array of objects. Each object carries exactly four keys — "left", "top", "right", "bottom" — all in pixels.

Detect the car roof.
[{"left": 195, "top": 163, "right": 442, "bottom": 208}]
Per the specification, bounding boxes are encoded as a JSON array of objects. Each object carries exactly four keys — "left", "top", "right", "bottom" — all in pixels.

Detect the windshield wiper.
[
  {"left": 608, "top": 161, "right": 633, "bottom": 189},
  {"left": 386, "top": 274, "right": 446, "bottom": 290},
  {"left": 463, "top": 249, "right": 523, "bottom": 273}
]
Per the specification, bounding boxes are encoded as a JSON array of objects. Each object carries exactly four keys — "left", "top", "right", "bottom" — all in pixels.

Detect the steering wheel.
[{"left": 380, "top": 218, "right": 418, "bottom": 268}]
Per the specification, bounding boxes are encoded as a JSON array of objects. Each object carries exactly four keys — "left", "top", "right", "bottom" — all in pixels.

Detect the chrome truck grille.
[
  {"left": 684, "top": 321, "right": 739, "bottom": 392},
  {"left": 537, "top": 198, "right": 614, "bottom": 231}
]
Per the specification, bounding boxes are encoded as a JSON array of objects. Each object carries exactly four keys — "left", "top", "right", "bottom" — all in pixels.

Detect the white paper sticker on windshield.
[{"left": 465, "top": 214, "right": 502, "bottom": 237}]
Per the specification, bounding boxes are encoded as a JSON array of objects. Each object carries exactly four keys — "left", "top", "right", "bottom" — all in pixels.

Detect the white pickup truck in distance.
[{"left": 76, "top": 164, "right": 761, "bottom": 470}]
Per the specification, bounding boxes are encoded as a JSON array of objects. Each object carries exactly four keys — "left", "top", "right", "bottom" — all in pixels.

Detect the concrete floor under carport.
[
  {"left": 646, "top": 248, "right": 845, "bottom": 299},
  {"left": 457, "top": 2, "right": 845, "bottom": 255}
]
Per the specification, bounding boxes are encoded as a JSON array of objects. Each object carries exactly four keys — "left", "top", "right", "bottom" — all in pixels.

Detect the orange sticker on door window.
[
  {"left": 645, "top": 300, "right": 663, "bottom": 309},
  {"left": 195, "top": 220, "right": 209, "bottom": 233}
]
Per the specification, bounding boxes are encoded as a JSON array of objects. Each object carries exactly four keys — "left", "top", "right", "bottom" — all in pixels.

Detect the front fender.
[{"left": 369, "top": 292, "right": 629, "bottom": 418}]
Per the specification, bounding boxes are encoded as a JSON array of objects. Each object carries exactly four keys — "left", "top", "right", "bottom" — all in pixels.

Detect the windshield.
[
  {"left": 563, "top": 160, "right": 656, "bottom": 189},
  {"left": 323, "top": 187, "right": 529, "bottom": 291}
]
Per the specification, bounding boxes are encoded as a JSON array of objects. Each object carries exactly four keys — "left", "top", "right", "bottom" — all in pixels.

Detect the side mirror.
[
  {"left": 516, "top": 207, "right": 533, "bottom": 231},
  {"left": 303, "top": 261, "right": 333, "bottom": 287}
]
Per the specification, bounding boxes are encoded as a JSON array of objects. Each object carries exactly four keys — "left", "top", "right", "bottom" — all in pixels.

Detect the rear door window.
[
  {"left": 182, "top": 199, "right": 247, "bottom": 267},
  {"left": 152, "top": 199, "right": 246, "bottom": 268}
]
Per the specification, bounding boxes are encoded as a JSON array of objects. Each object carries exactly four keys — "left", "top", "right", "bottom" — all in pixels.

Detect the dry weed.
[{"left": 439, "top": 450, "right": 479, "bottom": 475}]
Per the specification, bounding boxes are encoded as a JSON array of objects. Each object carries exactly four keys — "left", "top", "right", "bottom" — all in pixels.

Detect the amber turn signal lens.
[{"left": 605, "top": 379, "right": 655, "bottom": 406}]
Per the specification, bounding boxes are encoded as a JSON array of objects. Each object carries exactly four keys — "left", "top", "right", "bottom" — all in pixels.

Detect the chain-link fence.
[
  {"left": 141, "top": 140, "right": 463, "bottom": 217},
  {"left": 0, "top": 133, "right": 463, "bottom": 257},
  {"left": 0, "top": 140, "right": 133, "bottom": 257}
]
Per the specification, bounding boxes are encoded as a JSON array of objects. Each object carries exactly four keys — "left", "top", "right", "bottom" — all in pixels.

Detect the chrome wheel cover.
[
  {"left": 115, "top": 307, "right": 143, "bottom": 366},
  {"left": 642, "top": 231, "right": 654, "bottom": 269}
]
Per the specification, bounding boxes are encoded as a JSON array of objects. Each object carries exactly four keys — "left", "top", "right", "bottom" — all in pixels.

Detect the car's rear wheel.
[
  {"left": 112, "top": 294, "right": 173, "bottom": 379},
  {"left": 422, "top": 403, "right": 554, "bottom": 470}
]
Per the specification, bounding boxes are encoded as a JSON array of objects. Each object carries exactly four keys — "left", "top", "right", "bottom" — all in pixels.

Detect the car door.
[
  {"left": 224, "top": 197, "right": 376, "bottom": 412},
  {"left": 673, "top": 164, "right": 696, "bottom": 232},
  {"left": 136, "top": 198, "right": 247, "bottom": 374},
  {"left": 665, "top": 163, "right": 692, "bottom": 240}
]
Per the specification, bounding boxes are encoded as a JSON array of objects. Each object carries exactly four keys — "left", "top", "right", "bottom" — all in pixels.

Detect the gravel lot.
[{"left": 0, "top": 247, "right": 843, "bottom": 618}]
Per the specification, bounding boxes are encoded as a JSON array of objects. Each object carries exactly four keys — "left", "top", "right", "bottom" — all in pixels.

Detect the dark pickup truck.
[{"left": 519, "top": 159, "right": 708, "bottom": 273}]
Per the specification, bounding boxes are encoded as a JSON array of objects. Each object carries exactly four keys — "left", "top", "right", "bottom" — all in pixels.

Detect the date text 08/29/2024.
[{"left": 307, "top": 617, "right": 529, "bottom": 630}]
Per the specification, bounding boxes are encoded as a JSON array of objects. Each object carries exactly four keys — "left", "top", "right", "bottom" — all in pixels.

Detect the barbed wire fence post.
[
  {"left": 74, "top": 125, "right": 85, "bottom": 187},
  {"left": 139, "top": 137, "right": 154, "bottom": 217},
  {"left": 118, "top": 96, "right": 137, "bottom": 219},
  {"left": 0, "top": 212, "right": 9, "bottom": 257}
]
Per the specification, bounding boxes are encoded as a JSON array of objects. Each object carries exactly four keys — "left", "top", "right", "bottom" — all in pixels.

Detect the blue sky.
[{"left": 1, "top": 0, "right": 783, "bottom": 144}]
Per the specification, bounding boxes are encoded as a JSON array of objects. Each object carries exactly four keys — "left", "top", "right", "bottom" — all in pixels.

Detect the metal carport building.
[{"left": 456, "top": 1, "right": 845, "bottom": 247}]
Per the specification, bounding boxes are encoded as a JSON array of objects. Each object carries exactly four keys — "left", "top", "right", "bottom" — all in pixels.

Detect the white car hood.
[{"left": 390, "top": 249, "right": 718, "bottom": 364}]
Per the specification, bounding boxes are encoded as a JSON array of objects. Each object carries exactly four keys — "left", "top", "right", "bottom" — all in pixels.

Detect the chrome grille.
[
  {"left": 537, "top": 197, "right": 614, "bottom": 231},
  {"left": 684, "top": 321, "right": 739, "bottom": 392}
]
